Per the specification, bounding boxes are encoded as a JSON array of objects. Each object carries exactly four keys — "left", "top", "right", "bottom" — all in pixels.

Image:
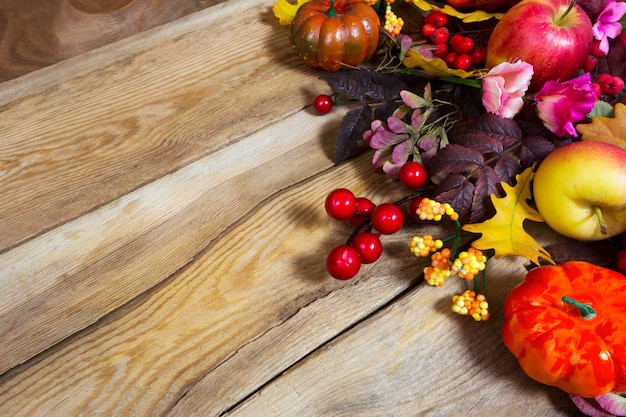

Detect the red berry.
[
  {"left": 399, "top": 161, "right": 428, "bottom": 189},
  {"left": 408, "top": 196, "right": 425, "bottom": 222},
  {"left": 444, "top": 51, "right": 458, "bottom": 68},
  {"left": 598, "top": 73, "right": 612, "bottom": 84},
  {"left": 582, "top": 55, "right": 597, "bottom": 72},
  {"left": 471, "top": 47, "right": 486, "bottom": 66},
  {"left": 325, "top": 188, "right": 357, "bottom": 220},
  {"left": 451, "top": 35, "right": 474, "bottom": 54},
  {"left": 601, "top": 76, "right": 625, "bottom": 96},
  {"left": 326, "top": 245, "right": 361, "bottom": 280},
  {"left": 348, "top": 197, "right": 376, "bottom": 227},
  {"left": 430, "top": 27, "right": 449, "bottom": 44},
  {"left": 590, "top": 39, "right": 605, "bottom": 57},
  {"left": 591, "top": 82, "right": 602, "bottom": 98},
  {"left": 425, "top": 11, "right": 448, "bottom": 28},
  {"left": 313, "top": 94, "right": 333, "bottom": 114},
  {"left": 371, "top": 203, "right": 404, "bottom": 235},
  {"left": 351, "top": 232, "right": 383, "bottom": 264},
  {"left": 433, "top": 43, "right": 449, "bottom": 58},
  {"left": 421, "top": 23, "right": 436, "bottom": 38},
  {"left": 453, "top": 53, "right": 473, "bottom": 71}
]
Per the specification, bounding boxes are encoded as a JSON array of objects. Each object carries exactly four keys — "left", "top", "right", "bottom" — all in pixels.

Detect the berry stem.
[
  {"left": 594, "top": 206, "right": 609, "bottom": 235},
  {"left": 562, "top": 296, "right": 596, "bottom": 320}
]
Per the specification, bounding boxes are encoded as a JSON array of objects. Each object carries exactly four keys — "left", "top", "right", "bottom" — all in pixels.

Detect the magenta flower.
[
  {"left": 534, "top": 73, "right": 597, "bottom": 137},
  {"left": 481, "top": 60, "right": 534, "bottom": 119},
  {"left": 592, "top": 0, "right": 626, "bottom": 55}
]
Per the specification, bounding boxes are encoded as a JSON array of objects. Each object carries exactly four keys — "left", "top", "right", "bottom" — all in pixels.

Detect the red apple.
[{"left": 486, "top": 0, "right": 593, "bottom": 91}]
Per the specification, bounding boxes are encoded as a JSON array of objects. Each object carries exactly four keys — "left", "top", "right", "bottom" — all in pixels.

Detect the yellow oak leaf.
[
  {"left": 462, "top": 167, "right": 554, "bottom": 265},
  {"left": 403, "top": 49, "right": 486, "bottom": 78},
  {"left": 577, "top": 103, "right": 626, "bottom": 150},
  {"left": 409, "top": 0, "right": 505, "bottom": 22},
  {"left": 273, "top": 0, "right": 310, "bottom": 25}
]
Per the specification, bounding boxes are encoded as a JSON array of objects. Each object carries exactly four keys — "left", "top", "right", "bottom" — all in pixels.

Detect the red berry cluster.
[
  {"left": 324, "top": 161, "right": 428, "bottom": 280},
  {"left": 421, "top": 11, "right": 486, "bottom": 71},
  {"left": 586, "top": 39, "right": 625, "bottom": 102}
]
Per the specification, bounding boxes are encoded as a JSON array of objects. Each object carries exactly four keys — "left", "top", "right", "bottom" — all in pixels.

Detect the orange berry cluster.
[
  {"left": 452, "top": 290, "right": 490, "bottom": 321},
  {"left": 409, "top": 234, "right": 444, "bottom": 257},
  {"left": 384, "top": 3, "right": 404, "bottom": 37},
  {"left": 414, "top": 197, "right": 459, "bottom": 221},
  {"left": 424, "top": 247, "right": 452, "bottom": 286},
  {"left": 451, "top": 247, "right": 487, "bottom": 280}
]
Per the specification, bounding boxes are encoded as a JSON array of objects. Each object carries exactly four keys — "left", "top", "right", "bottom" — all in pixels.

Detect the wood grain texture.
[
  {"left": 0, "top": 0, "right": 587, "bottom": 415},
  {"left": 0, "top": 0, "right": 221, "bottom": 82}
]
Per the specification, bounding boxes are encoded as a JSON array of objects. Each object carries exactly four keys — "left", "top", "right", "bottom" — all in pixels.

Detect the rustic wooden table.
[{"left": 0, "top": 0, "right": 586, "bottom": 415}]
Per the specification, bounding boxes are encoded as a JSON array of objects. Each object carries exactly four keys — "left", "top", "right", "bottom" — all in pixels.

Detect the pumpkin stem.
[
  {"left": 327, "top": 0, "right": 337, "bottom": 17},
  {"left": 562, "top": 296, "right": 596, "bottom": 320}
]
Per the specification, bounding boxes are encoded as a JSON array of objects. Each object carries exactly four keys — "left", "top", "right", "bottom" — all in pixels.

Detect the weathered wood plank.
[
  {"left": 0, "top": 150, "right": 422, "bottom": 416},
  {"left": 0, "top": 0, "right": 223, "bottom": 82},
  {"left": 0, "top": 0, "right": 317, "bottom": 252},
  {"left": 0, "top": 105, "right": 341, "bottom": 377},
  {"left": 225, "top": 255, "right": 583, "bottom": 417}
]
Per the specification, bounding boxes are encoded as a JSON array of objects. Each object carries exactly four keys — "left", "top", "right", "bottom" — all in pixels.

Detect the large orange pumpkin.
[{"left": 289, "top": 0, "right": 380, "bottom": 72}]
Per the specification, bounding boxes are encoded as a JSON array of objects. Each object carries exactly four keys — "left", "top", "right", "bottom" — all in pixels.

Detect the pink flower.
[
  {"left": 534, "top": 73, "right": 597, "bottom": 137},
  {"left": 481, "top": 60, "right": 534, "bottom": 119},
  {"left": 592, "top": 0, "right": 626, "bottom": 55}
]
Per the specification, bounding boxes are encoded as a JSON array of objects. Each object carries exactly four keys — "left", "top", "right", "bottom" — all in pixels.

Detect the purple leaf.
[
  {"left": 570, "top": 394, "right": 616, "bottom": 417},
  {"left": 425, "top": 144, "right": 484, "bottom": 184},
  {"left": 335, "top": 105, "right": 372, "bottom": 164},
  {"left": 453, "top": 132, "right": 503, "bottom": 154},
  {"left": 596, "top": 393, "right": 626, "bottom": 416},
  {"left": 466, "top": 112, "right": 523, "bottom": 141},
  {"left": 493, "top": 154, "right": 520, "bottom": 184},
  {"left": 470, "top": 166, "right": 500, "bottom": 223},
  {"left": 520, "top": 135, "right": 556, "bottom": 167},
  {"left": 432, "top": 174, "right": 475, "bottom": 219}
]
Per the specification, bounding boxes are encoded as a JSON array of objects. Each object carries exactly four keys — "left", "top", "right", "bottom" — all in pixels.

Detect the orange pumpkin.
[{"left": 289, "top": 0, "right": 380, "bottom": 72}]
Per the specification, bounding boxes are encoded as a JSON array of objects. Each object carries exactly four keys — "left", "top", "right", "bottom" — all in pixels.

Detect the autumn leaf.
[
  {"left": 403, "top": 49, "right": 486, "bottom": 79},
  {"left": 408, "top": 0, "right": 505, "bottom": 22},
  {"left": 576, "top": 103, "right": 626, "bottom": 150},
  {"left": 273, "top": 0, "right": 309, "bottom": 25},
  {"left": 462, "top": 167, "right": 554, "bottom": 265}
]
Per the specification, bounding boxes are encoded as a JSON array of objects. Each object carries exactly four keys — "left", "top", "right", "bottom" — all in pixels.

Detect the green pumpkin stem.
[
  {"left": 562, "top": 296, "right": 596, "bottom": 320},
  {"left": 327, "top": 0, "right": 337, "bottom": 17}
]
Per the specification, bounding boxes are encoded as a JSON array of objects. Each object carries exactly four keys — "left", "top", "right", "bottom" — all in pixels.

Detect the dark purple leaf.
[
  {"left": 321, "top": 69, "right": 429, "bottom": 103},
  {"left": 470, "top": 166, "right": 500, "bottom": 223},
  {"left": 431, "top": 174, "right": 475, "bottom": 219},
  {"left": 493, "top": 154, "right": 520, "bottom": 184},
  {"left": 452, "top": 132, "right": 503, "bottom": 154},
  {"left": 335, "top": 105, "right": 372, "bottom": 164},
  {"left": 520, "top": 136, "right": 556, "bottom": 167},
  {"left": 466, "top": 113, "right": 523, "bottom": 141},
  {"left": 425, "top": 144, "right": 484, "bottom": 184}
]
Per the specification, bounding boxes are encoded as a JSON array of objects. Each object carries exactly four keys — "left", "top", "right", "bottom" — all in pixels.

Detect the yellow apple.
[{"left": 533, "top": 141, "right": 626, "bottom": 241}]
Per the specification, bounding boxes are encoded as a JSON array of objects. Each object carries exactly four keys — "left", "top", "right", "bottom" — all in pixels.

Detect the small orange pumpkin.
[{"left": 289, "top": 0, "right": 380, "bottom": 72}]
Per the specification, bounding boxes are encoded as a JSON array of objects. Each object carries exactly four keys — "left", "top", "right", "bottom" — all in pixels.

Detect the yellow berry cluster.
[
  {"left": 452, "top": 290, "right": 490, "bottom": 321},
  {"left": 423, "top": 248, "right": 451, "bottom": 286},
  {"left": 384, "top": 3, "right": 404, "bottom": 37},
  {"left": 414, "top": 198, "right": 459, "bottom": 222},
  {"left": 451, "top": 247, "right": 487, "bottom": 280},
  {"left": 409, "top": 234, "right": 443, "bottom": 257}
]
